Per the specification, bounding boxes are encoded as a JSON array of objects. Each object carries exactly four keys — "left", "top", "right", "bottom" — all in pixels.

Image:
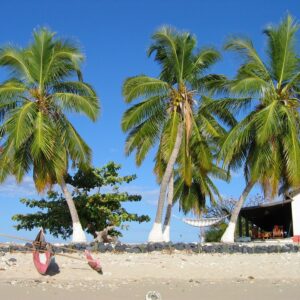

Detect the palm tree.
[
  {"left": 122, "top": 27, "right": 226, "bottom": 242},
  {"left": 0, "top": 29, "right": 100, "bottom": 243},
  {"left": 216, "top": 14, "right": 300, "bottom": 242},
  {"left": 159, "top": 95, "right": 234, "bottom": 242}
]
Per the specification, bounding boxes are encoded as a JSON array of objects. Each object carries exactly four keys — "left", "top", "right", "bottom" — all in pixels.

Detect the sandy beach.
[{"left": 1, "top": 251, "right": 300, "bottom": 299}]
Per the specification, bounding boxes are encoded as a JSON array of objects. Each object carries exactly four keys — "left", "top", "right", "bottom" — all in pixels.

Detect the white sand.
[{"left": 1, "top": 251, "right": 300, "bottom": 299}]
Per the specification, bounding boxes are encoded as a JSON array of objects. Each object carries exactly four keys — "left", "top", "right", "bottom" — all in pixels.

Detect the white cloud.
[
  {"left": 119, "top": 184, "right": 159, "bottom": 206},
  {"left": 0, "top": 176, "right": 161, "bottom": 206},
  {"left": 0, "top": 175, "right": 39, "bottom": 198}
]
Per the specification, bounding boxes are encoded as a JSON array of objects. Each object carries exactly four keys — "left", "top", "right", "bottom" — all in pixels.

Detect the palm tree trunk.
[
  {"left": 148, "top": 122, "right": 183, "bottom": 242},
  {"left": 162, "top": 173, "right": 174, "bottom": 242},
  {"left": 60, "top": 178, "right": 87, "bottom": 243},
  {"left": 221, "top": 181, "right": 254, "bottom": 243}
]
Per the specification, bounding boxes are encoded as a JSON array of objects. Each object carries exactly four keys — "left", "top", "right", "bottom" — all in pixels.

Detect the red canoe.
[
  {"left": 85, "top": 250, "right": 103, "bottom": 274},
  {"left": 32, "top": 229, "right": 53, "bottom": 275},
  {"left": 31, "top": 229, "right": 102, "bottom": 275}
]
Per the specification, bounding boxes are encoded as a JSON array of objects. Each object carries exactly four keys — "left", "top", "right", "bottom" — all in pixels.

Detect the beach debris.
[{"left": 145, "top": 291, "right": 162, "bottom": 300}]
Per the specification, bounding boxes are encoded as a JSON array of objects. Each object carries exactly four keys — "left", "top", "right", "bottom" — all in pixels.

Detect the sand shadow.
[{"left": 45, "top": 257, "right": 60, "bottom": 276}]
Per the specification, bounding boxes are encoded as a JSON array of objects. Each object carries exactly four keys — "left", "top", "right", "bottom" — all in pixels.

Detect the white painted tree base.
[
  {"left": 148, "top": 222, "right": 164, "bottom": 243},
  {"left": 162, "top": 225, "right": 170, "bottom": 242},
  {"left": 72, "top": 222, "right": 87, "bottom": 243},
  {"left": 221, "top": 222, "right": 236, "bottom": 243}
]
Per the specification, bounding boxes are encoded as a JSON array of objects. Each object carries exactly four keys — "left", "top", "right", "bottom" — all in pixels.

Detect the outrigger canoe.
[
  {"left": 32, "top": 229, "right": 54, "bottom": 275},
  {"left": 31, "top": 228, "right": 103, "bottom": 275},
  {"left": 0, "top": 229, "right": 103, "bottom": 275}
]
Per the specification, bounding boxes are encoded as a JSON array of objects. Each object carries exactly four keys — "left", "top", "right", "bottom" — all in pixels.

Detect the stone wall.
[{"left": 0, "top": 242, "right": 299, "bottom": 254}]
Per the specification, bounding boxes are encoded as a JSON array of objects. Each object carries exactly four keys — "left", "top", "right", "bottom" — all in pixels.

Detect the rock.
[
  {"left": 147, "top": 243, "right": 157, "bottom": 252},
  {"left": 267, "top": 245, "right": 278, "bottom": 253},
  {"left": 191, "top": 244, "right": 200, "bottom": 253},
  {"left": 215, "top": 244, "right": 225, "bottom": 253},
  {"left": 279, "top": 245, "right": 290, "bottom": 253},
  {"left": 254, "top": 246, "right": 266, "bottom": 253},
  {"left": 34, "top": 279, "right": 42, "bottom": 284},
  {"left": 105, "top": 244, "right": 114, "bottom": 252},
  {"left": 97, "top": 243, "right": 107, "bottom": 253},
  {"left": 145, "top": 291, "right": 162, "bottom": 300},
  {"left": 202, "top": 245, "right": 214, "bottom": 253},
  {"left": 188, "top": 243, "right": 198, "bottom": 251},
  {"left": 241, "top": 246, "right": 248, "bottom": 254},
  {"left": 247, "top": 247, "right": 254, "bottom": 254},
  {"left": 72, "top": 243, "right": 87, "bottom": 251},
  {"left": 173, "top": 243, "right": 186, "bottom": 251},
  {"left": 114, "top": 243, "right": 126, "bottom": 252},
  {"left": 138, "top": 244, "right": 147, "bottom": 253},
  {"left": 127, "top": 246, "right": 142, "bottom": 253}
]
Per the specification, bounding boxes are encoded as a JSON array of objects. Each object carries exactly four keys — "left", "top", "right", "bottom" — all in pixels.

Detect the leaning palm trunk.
[
  {"left": 60, "top": 178, "right": 87, "bottom": 243},
  {"left": 221, "top": 181, "right": 254, "bottom": 243},
  {"left": 148, "top": 123, "right": 183, "bottom": 242},
  {"left": 162, "top": 173, "right": 174, "bottom": 242}
]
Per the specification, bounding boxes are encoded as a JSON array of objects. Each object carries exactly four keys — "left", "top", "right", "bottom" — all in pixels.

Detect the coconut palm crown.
[
  {"left": 0, "top": 28, "right": 100, "bottom": 242},
  {"left": 216, "top": 14, "right": 300, "bottom": 242}
]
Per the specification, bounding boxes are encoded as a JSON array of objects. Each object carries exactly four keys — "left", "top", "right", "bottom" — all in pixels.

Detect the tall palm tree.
[
  {"left": 159, "top": 95, "right": 234, "bottom": 242},
  {"left": 0, "top": 29, "right": 100, "bottom": 243},
  {"left": 216, "top": 14, "right": 300, "bottom": 242},
  {"left": 122, "top": 27, "right": 224, "bottom": 242}
]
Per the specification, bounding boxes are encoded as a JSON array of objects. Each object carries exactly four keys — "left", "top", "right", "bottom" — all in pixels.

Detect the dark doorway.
[{"left": 239, "top": 200, "right": 293, "bottom": 237}]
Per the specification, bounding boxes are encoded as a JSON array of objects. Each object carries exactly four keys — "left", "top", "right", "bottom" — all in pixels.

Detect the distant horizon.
[{"left": 0, "top": 0, "right": 299, "bottom": 244}]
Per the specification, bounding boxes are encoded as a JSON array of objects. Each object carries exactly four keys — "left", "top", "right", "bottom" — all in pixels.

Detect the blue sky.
[{"left": 0, "top": 0, "right": 299, "bottom": 244}]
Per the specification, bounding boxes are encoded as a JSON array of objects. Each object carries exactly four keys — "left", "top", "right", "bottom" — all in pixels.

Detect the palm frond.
[{"left": 123, "top": 76, "right": 169, "bottom": 103}]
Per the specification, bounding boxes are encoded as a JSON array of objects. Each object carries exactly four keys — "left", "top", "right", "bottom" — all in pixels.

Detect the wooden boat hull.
[
  {"left": 32, "top": 229, "right": 53, "bottom": 275},
  {"left": 33, "top": 251, "right": 53, "bottom": 275},
  {"left": 85, "top": 250, "right": 102, "bottom": 274}
]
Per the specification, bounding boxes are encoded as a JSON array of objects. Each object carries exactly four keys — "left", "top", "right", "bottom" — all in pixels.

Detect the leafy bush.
[{"left": 205, "top": 222, "right": 227, "bottom": 242}]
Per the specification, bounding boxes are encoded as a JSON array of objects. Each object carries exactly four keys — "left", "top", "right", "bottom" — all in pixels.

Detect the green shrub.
[{"left": 205, "top": 222, "right": 227, "bottom": 242}]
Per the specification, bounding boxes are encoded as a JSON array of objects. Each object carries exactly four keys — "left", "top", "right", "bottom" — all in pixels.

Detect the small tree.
[{"left": 12, "top": 162, "right": 150, "bottom": 240}]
